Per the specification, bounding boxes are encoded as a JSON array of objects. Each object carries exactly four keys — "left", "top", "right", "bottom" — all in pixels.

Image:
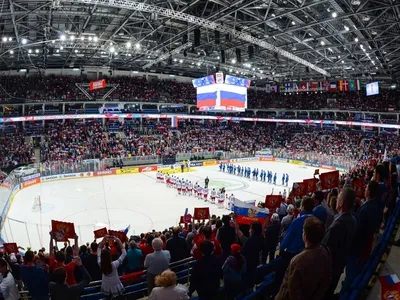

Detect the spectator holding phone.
[
  {"left": 98, "top": 235, "right": 127, "bottom": 299},
  {"left": 49, "top": 256, "right": 91, "bottom": 300}
]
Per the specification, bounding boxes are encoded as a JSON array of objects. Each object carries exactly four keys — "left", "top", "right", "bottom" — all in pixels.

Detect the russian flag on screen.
[
  {"left": 196, "top": 85, "right": 217, "bottom": 108},
  {"left": 220, "top": 85, "right": 247, "bottom": 108},
  {"left": 233, "top": 198, "right": 269, "bottom": 225}
]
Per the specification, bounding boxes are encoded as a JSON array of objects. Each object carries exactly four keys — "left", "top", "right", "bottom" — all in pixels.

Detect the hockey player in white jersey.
[
  {"left": 228, "top": 194, "right": 235, "bottom": 210},
  {"left": 177, "top": 179, "right": 182, "bottom": 194},
  {"left": 217, "top": 190, "right": 224, "bottom": 208},
  {"left": 210, "top": 188, "right": 216, "bottom": 204},
  {"left": 203, "top": 187, "right": 209, "bottom": 202},
  {"left": 182, "top": 180, "right": 187, "bottom": 195},
  {"left": 188, "top": 181, "right": 193, "bottom": 196}
]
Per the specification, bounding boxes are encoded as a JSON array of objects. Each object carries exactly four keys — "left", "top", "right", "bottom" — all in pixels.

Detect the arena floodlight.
[
  {"left": 58, "top": 0, "right": 330, "bottom": 76},
  {"left": 142, "top": 42, "right": 192, "bottom": 69}
]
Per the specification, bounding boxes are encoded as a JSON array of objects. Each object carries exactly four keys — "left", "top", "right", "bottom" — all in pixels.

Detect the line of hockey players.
[
  {"left": 219, "top": 163, "right": 289, "bottom": 186},
  {"left": 156, "top": 171, "right": 235, "bottom": 209}
]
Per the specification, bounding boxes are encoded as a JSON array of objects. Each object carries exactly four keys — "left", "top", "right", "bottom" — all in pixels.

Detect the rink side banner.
[
  {"left": 203, "top": 160, "right": 217, "bottom": 166},
  {"left": 21, "top": 177, "right": 40, "bottom": 188},
  {"left": 116, "top": 167, "right": 139, "bottom": 175},
  {"left": 2, "top": 113, "right": 400, "bottom": 131}
]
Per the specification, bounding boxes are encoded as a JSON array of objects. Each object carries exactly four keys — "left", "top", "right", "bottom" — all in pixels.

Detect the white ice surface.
[{"left": 2, "top": 162, "right": 319, "bottom": 250}]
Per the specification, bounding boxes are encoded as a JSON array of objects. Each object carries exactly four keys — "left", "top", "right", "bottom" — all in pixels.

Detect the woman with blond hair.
[{"left": 148, "top": 270, "right": 189, "bottom": 300}]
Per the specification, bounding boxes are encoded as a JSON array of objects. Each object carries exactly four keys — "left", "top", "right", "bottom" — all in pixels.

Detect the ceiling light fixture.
[
  {"left": 21, "top": 38, "right": 27, "bottom": 44},
  {"left": 332, "top": 12, "right": 337, "bottom": 18}
]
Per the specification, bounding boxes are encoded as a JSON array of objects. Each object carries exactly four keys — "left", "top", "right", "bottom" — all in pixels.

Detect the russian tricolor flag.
[
  {"left": 220, "top": 85, "right": 247, "bottom": 109},
  {"left": 380, "top": 274, "right": 400, "bottom": 299},
  {"left": 233, "top": 198, "right": 269, "bottom": 225},
  {"left": 196, "top": 85, "right": 217, "bottom": 108}
]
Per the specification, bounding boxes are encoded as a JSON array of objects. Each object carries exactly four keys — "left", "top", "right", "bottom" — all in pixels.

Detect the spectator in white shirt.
[
  {"left": 144, "top": 238, "right": 171, "bottom": 294},
  {"left": 149, "top": 270, "right": 189, "bottom": 300},
  {"left": 97, "top": 236, "right": 127, "bottom": 298},
  {"left": 0, "top": 258, "right": 20, "bottom": 300}
]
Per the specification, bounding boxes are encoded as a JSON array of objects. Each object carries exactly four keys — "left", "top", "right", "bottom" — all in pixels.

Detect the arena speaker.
[
  {"left": 221, "top": 50, "right": 225, "bottom": 63},
  {"left": 248, "top": 45, "right": 254, "bottom": 60},
  {"left": 215, "top": 30, "right": 220, "bottom": 45},
  {"left": 194, "top": 29, "right": 201, "bottom": 47},
  {"left": 236, "top": 48, "right": 242, "bottom": 63}
]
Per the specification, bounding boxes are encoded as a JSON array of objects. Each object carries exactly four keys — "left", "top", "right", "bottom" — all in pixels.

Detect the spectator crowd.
[
  {"left": 0, "top": 75, "right": 399, "bottom": 112},
  {"left": 0, "top": 154, "right": 397, "bottom": 300}
]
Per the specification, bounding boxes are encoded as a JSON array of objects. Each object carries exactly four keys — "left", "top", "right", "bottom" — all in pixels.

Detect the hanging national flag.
[
  {"left": 292, "top": 82, "right": 299, "bottom": 91},
  {"left": 323, "top": 81, "right": 330, "bottom": 91},
  {"left": 329, "top": 82, "right": 337, "bottom": 92},
  {"left": 338, "top": 80, "right": 343, "bottom": 92},
  {"left": 285, "top": 82, "right": 293, "bottom": 92},
  {"left": 280, "top": 83, "right": 286, "bottom": 93},
  {"left": 299, "top": 82, "right": 309, "bottom": 92},
  {"left": 319, "top": 170, "right": 340, "bottom": 190},
  {"left": 309, "top": 82, "right": 318, "bottom": 91},
  {"left": 266, "top": 84, "right": 271, "bottom": 93},
  {"left": 355, "top": 79, "right": 361, "bottom": 91},
  {"left": 349, "top": 80, "right": 356, "bottom": 92},
  {"left": 271, "top": 84, "right": 278, "bottom": 93},
  {"left": 343, "top": 80, "right": 349, "bottom": 92},
  {"left": 233, "top": 198, "right": 269, "bottom": 225}
]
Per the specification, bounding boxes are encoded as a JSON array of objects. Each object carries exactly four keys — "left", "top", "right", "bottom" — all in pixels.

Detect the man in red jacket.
[{"left": 191, "top": 225, "right": 222, "bottom": 261}]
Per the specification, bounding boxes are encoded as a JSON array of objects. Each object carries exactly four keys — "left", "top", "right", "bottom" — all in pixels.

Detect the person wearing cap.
[
  {"left": 263, "top": 213, "right": 281, "bottom": 263},
  {"left": 223, "top": 244, "right": 246, "bottom": 300}
]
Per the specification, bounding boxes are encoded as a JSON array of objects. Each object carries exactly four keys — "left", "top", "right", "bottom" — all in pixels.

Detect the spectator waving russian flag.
[{"left": 233, "top": 198, "right": 269, "bottom": 225}]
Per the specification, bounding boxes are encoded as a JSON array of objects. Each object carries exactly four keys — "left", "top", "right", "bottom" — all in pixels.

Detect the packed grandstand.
[{"left": 0, "top": 74, "right": 398, "bottom": 300}]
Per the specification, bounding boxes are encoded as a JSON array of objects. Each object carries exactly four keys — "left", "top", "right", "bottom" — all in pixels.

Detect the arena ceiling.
[{"left": 0, "top": 0, "right": 399, "bottom": 83}]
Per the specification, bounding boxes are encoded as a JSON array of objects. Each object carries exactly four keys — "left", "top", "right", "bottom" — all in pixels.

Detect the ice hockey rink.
[{"left": 2, "top": 161, "right": 320, "bottom": 250}]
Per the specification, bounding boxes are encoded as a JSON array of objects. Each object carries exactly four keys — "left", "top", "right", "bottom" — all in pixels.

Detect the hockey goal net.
[{"left": 32, "top": 196, "right": 41, "bottom": 212}]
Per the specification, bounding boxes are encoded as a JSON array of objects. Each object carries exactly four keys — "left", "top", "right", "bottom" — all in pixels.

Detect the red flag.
[
  {"left": 320, "top": 171, "right": 339, "bottom": 190},
  {"left": 193, "top": 207, "right": 210, "bottom": 220},
  {"left": 338, "top": 80, "right": 343, "bottom": 92},
  {"left": 379, "top": 275, "right": 400, "bottom": 300},
  {"left": 51, "top": 220, "right": 76, "bottom": 241},
  {"left": 299, "top": 82, "right": 308, "bottom": 92},
  {"left": 354, "top": 177, "right": 365, "bottom": 199},
  {"left": 108, "top": 230, "right": 128, "bottom": 243},
  {"left": 292, "top": 182, "right": 306, "bottom": 197},
  {"left": 309, "top": 82, "right": 319, "bottom": 91},
  {"left": 265, "top": 195, "right": 282, "bottom": 211},
  {"left": 94, "top": 228, "right": 108, "bottom": 239},
  {"left": 343, "top": 80, "right": 349, "bottom": 92},
  {"left": 3, "top": 243, "right": 18, "bottom": 254},
  {"left": 303, "top": 178, "right": 317, "bottom": 194}
]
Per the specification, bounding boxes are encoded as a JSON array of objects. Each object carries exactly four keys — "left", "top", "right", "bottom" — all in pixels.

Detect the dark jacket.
[
  {"left": 217, "top": 225, "right": 236, "bottom": 258},
  {"left": 264, "top": 222, "right": 281, "bottom": 250},
  {"left": 349, "top": 198, "right": 382, "bottom": 257},
  {"left": 322, "top": 212, "right": 357, "bottom": 277},
  {"left": 82, "top": 253, "right": 102, "bottom": 281},
  {"left": 241, "top": 234, "right": 264, "bottom": 272},
  {"left": 49, "top": 265, "right": 92, "bottom": 300},
  {"left": 189, "top": 256, "right": 221, "bottom": 296},
  {"left": 166, "top": 236, "right": 189, "bottom": 263}
]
